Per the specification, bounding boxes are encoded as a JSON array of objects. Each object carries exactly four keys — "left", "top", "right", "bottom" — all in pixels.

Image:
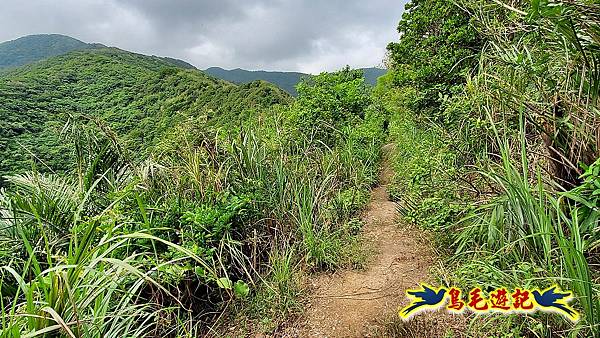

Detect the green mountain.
[
  {"left": 362, "top": 68, "right": 388, "bottom": 87},
  {"left": 0, "top": 34, "right": 197, "bottom": 71},
  {"left": 0, "top": 47, "right": 291, "bottom": 182},
  {"left": 0, "top": 34, "right": 386, "bottom": 96},
  {"left": 205, "top": 67, "right": 306, "bottom": 95},
  {"left": 0, "top": 34, "right": 101, "bottom": 69},
  {"left": 204, "top": 67, "right": 387, "bottom": 96}
]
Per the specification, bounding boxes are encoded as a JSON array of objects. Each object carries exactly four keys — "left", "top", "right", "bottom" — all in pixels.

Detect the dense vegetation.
[
  {"left": 0, "top": 45, "right": 382, "bottom": 335},
  {"left": 381, "top": 0, "right": 599, "bottom": 336},
  {"left": 1, "top": 0, "right": 599, "bottom": 337},
  {"left": 205, "top": 66, "right": 387, "bottom": 96},
  {"left": 0, "top": 48, "right": 291, "bottom": 185}
]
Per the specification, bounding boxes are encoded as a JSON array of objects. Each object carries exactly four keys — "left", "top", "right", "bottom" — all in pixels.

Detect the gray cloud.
[{"left": 0, "top": 0, "right": 408, "bottom": 73}]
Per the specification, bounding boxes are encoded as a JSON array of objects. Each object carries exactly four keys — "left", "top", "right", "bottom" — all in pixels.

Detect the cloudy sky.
[{"left": 0, "top": 0, "right": 408, "bottom": 73}]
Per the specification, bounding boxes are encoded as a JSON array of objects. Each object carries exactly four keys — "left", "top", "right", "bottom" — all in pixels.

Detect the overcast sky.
[{"left": 0, "top": 0, "right": 408, "bottom": 73}]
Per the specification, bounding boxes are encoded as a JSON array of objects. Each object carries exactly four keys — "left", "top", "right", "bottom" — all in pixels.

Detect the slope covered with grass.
[{"left": 0, "top": 48, "right": 291, "bottom": 183}]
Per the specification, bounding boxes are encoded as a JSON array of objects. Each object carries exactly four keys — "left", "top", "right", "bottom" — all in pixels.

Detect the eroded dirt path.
[{"left": 296, "top": 146, "right": 464, "bottom": 337}]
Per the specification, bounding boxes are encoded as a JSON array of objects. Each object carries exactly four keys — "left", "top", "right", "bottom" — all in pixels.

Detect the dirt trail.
[{"left": 296, "top": 145, "right": 464, "bottom": 337}]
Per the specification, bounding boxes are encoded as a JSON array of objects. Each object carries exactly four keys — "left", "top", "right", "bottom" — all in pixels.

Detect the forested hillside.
[
  {"left": 0, "top": 48, "right": 291, "bottom": 184},
  {"left": 0, "top": 34, "right": 198, "bottom": 71}
]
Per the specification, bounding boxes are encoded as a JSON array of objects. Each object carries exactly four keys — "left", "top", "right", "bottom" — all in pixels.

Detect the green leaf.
[
  {"left": 217, "top": 277, "right": 232, "bottom": 290},
  {"left": 194, "top": 266, "right": 206, "bottom": 278},
  {"left": 233, "top": 280, "right": 250, "bottom": 298}
]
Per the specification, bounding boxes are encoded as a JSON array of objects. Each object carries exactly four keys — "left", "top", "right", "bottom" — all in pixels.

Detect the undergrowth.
[
  {"left": 383, "top": 0, "right": 599, "bottom": 337},
  {"left": 0, "top": 68, "right": 383, "bottom": 337}
]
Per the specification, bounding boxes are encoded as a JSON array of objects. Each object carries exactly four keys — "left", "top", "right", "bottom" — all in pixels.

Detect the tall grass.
[
  {"left": 447, "top": 117, "right": 599, "bottom": 335},
  {"left": 383, "top": 1, "right": 599, "bottom": 335},
  {"left": 0, "top": 172, "right": 217, "bottom": 337},
  {"left": 4, "top": 119, "right": 380, "bottom": 335},
  {"left": 438, "top": 1, "right": 600, "bottom": 335},
  {"left": 1, "top": 68, "right": 383, "bottom": 335}
]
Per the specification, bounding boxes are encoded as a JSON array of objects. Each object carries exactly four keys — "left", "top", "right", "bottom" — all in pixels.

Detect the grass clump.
[{"left": 0, "top": 66, "right": 383, "bottom": 336}]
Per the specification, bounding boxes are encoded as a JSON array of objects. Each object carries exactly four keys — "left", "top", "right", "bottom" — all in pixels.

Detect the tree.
[
  {"left": 295, "top": 66, "right": 372, "bottom": 127},
  {"left": 386, "top": 0, "right": 481, "bottom": 117}
]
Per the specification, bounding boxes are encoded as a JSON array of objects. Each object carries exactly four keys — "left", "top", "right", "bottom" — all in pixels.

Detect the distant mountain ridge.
[
  {"left": 362, "top": 68, "right": 388, "bottom": 87},
  {"left": 204, "top": 67, "right": 387, "bottom": 96},
  {"left": 0, "top": 34, "right": 387, "bottom": 96},
  {"left": 205, "top": 67, "right": 306, "bottom": 95},
  {"left": 0, "top": 34, "right": 100, "bottom": 69},
  {"left": 0, "top": 34, "right": 196, "bottom": 70}
]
